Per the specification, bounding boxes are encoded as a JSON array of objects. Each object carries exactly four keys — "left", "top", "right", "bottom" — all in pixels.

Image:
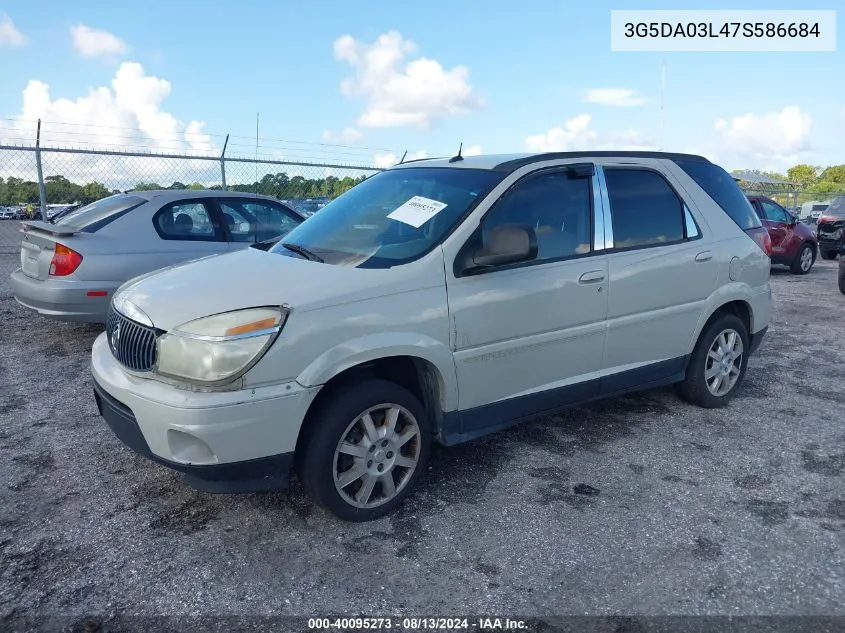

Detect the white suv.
[{"left": 91, "top": 152, "right": 772, "bottom": 521}]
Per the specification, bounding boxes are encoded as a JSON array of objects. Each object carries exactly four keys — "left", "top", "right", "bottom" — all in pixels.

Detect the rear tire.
[
  {"left": 820, "top": 249, "right": 837, "bottom": 261},
  {"left": 297, "top": 379, "right": 431, "bottom": 522},
  {"left": 676, "top": 313, "right": 750, "bottom": 409},
  {"left": 790, "top": 243, "right": 815, "bottom": 274}
]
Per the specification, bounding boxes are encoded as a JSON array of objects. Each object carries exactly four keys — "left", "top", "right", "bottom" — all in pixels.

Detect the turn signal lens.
[{"left": 224, "top": 317, "right": 279, "bottom": 336}]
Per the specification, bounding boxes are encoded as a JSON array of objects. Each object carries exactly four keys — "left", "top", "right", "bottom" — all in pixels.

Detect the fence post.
[
  {"left": 35, "top": 119, "right": 47, "bottom": 217},
  {"left": 220, "top": 134, "right": 229, "bottom": 191}
]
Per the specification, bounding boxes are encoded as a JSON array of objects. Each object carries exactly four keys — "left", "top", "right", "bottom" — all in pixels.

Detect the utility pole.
[{"left": 659, "top": 56, "right": 666, "bottom": 151}]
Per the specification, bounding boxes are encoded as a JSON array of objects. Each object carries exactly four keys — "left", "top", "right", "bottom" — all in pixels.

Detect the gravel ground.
[{"left": 0, "top": 259, "right": 843, "bottom": 632}]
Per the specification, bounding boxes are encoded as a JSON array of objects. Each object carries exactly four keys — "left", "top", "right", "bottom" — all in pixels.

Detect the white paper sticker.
[{"left": 386, "top": 196, "right": 448, "bottom": 228}]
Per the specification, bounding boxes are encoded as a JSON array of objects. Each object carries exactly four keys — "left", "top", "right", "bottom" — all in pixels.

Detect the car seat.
[{"left": 174, "top": 213, "right": 194, "bottom": 236}]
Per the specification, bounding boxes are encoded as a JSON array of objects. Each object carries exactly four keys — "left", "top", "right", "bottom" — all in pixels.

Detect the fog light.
[{"left": 167, "top": 430, "right": 217, "bottom": 465}]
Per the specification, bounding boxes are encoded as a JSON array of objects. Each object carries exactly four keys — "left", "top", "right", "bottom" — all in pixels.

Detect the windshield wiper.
[{"left": 281, "top": 242, "right": 324, "bottom": 263}]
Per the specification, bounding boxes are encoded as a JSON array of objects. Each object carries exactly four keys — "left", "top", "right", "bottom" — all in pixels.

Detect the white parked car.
[{"left": 91, "top": 151, "right": 772, "bottom": 521}]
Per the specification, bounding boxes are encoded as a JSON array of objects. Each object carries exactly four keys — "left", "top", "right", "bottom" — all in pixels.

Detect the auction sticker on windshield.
[{"left": 387, "top": 196, "right": 448, "bottom": 228}]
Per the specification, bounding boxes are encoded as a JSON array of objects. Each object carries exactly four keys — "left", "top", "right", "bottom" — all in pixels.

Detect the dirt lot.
[{"left": 1, "top": 259, "right": 843, "bottom": 631}]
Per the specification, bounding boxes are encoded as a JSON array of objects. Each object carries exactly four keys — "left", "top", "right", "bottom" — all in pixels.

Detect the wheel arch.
[
  {"left": 293, "top": 341, "right": 457, "bottom": 462},
  {"left": 687, "top": 293, "right": 754, "bottom": 356}
]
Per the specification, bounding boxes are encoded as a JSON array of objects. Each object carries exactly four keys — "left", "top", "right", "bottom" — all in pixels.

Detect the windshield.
[
  {"left": 269, "top": 167, "right": 504, "bottom": 267},
  {"left": 56, "top": 194, "right": 146, "bottom": 231}
]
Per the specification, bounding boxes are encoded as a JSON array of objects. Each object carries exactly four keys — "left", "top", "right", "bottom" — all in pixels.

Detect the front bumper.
[
  {"left": 90, "top": 332, "right": 320, "bottom": 493},
  {"left": 10, "top": 268, "right": 117, "bottom": 323}
]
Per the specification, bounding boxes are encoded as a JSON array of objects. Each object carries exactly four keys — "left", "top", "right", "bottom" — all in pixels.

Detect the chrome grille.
[{"left": 106, "top": 307, "right": 160, "bottom": 372}]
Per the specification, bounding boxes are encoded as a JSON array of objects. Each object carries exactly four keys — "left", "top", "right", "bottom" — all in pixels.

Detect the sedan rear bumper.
[{"left": 9, "top": 268, "right": 117, "bottom": 323}]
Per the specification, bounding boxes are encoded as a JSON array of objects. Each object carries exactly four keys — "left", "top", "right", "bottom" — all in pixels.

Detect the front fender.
[{"left": 296, "top": 331, "right": 459, "bottom": 412}]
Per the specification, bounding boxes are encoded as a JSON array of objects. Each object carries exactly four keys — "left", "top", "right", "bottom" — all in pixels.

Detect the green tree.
[
  {"left": 133, "top": 182, "right": 163, "bottom": 191},
  {"left": 817, "top": 165, "right": 845, "bottom": 184},
  {"left": 786, "top": 164, "right": 820, "bottom": 189}
]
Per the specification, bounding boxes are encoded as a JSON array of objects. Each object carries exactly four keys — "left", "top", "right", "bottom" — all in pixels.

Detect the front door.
[
  {"left": 445, "top": 166, "right": 609, "bottom": 436},
  {"left": 756, "top": 199, "right": 792, "bottom": 258}
]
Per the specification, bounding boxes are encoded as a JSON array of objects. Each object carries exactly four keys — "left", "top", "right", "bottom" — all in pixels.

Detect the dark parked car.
[
  {"left": 746, "top": 196, "right": 818, "bottom": 274},
  {"left": 817, "top": 196, "right": 844, "bottom": 261}
]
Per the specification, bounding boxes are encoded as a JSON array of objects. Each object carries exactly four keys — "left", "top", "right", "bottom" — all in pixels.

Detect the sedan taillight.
[{"left": 49, "top": 243, "right": 83, "bottom": 276}]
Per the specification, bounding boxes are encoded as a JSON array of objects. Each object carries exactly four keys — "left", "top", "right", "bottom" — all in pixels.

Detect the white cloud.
[
  {"left": 582, "top": 88, "right": 646, "bottom": 107},
  {"left": 70, "top": 24, "right": 127, "bottom": 58},
  {"left": 0, "top": 14, "right": 27, "bottom": 46},
  {"left": 714, "top": 106, "right": 812, "bottom": 163},
  {"left": 463, "top": 144, "right": 482, "bottom": 156},
  {"left": 373, "top": 150, "right": 428, "bottom": 168},
  {"left": 0, "top": 62, "right": 218, "bottom": 187},
  {"left": 322, "top": 127, "right": 364, "bottom": 144},
  {"left": 710, "top": 106, "right": 815, "bottom": 170},
  {"left": 333, "top": 30, "right": 484, "bottom": 129},
  {"left": 525, "top": 114, "right": 656, "bottom": 152},
  {"left": 526, "top": 114, "right": 595, "bottom": 152}
]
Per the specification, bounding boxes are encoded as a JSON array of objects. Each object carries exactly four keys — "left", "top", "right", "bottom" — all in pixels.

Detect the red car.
[{"left": 746, "top": 196, "right": 818, "bottom": 275}]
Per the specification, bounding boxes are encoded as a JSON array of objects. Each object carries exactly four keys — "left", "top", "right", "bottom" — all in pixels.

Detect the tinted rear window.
[
  {"left": 56, "top": 195, "right": 146, "bottom": 231},
  {"left": 675, "top": 160, "right": 762, "bottom": 230}
]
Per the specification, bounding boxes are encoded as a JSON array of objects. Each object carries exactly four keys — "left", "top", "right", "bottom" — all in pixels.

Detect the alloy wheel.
[
  {"left": 332, "top": 403, "right": 422, "bottom": 509},
  {"left": 704, "top": 329, "right": 744, "bottom": 397}
]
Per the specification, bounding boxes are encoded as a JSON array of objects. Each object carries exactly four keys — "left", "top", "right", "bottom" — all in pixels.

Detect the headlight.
[{"left": 156, "top": 306, "right": 287, "bottom": 384}]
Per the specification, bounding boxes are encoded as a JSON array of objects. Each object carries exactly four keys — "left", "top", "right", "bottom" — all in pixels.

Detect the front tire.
[
  {"left": 790, "top": 242, "right": 815, "bottom": 274},
  {"left": 298, "top": 379, "right": 431, "bottom": 522},
  {"left": 676, "top": 313, "right": 750, "bottom": 408},
  {"left": 820, "top": 249, "right": 837, "bottom": 261}
]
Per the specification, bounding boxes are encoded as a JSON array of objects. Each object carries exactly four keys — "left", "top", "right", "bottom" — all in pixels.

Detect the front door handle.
[
  {"left": 695, "top": 251, "right": 713, "bottom": 262},
  {"left": 578, "top": 270, "right": 605, "bottom": 284}
]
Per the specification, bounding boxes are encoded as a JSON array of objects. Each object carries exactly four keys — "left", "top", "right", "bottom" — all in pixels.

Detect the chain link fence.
[{"left": 0, "top": 144, "right": 382, "bottom": 295}]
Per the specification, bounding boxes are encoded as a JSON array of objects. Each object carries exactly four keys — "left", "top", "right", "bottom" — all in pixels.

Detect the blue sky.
[{"left": 0, "top": 0, "right": 842, "bottom": 172}]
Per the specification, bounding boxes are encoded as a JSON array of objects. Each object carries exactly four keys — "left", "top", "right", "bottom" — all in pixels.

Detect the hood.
[{"left": 115, "top": 248, "right": 426, "bottom": 330}]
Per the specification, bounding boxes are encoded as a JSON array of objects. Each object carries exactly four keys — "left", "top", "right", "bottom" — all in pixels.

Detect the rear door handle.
[
  {"left": 578, "top": 270, "right": 605, "bottom": 284},
  {"left": 695, "top": 251, "right": 713, "bottom": 262}
]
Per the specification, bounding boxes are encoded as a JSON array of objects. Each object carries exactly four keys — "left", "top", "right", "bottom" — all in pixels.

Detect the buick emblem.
[{"left": 110, "top": 320, "right": 121, "bottom": 350}]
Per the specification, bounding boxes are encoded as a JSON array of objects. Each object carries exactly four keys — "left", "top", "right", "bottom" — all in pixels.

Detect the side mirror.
[{"left": 464, "top": 224, "right": 537, "bottom": 273}]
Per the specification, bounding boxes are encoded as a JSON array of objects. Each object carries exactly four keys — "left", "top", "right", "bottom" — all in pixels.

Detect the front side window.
[
  {"left": 219, "top": 200, "right": 301, "bottom": 243},
  {"left": 605, "top": 169, "right": 685, "bottom": 249},
  {"left": 269, "top": 167, "right": 504, "bottom": 268},
  {"left": 480, "top": 170, "right": 592, "bottom": 263},
  {"left": 154, "top": 201, "right": 218, "bottom": 241},
  {"left": 759, "top": 201, "right": 789, "bottom": 223}
]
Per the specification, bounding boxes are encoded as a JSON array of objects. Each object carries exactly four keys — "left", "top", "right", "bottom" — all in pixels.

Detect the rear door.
[
  {"left": 147, "top": 198, "right": 229, "bottom": 270},
  {"left": 599, "top": 162, "right": 718, "bottom": 391}
]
